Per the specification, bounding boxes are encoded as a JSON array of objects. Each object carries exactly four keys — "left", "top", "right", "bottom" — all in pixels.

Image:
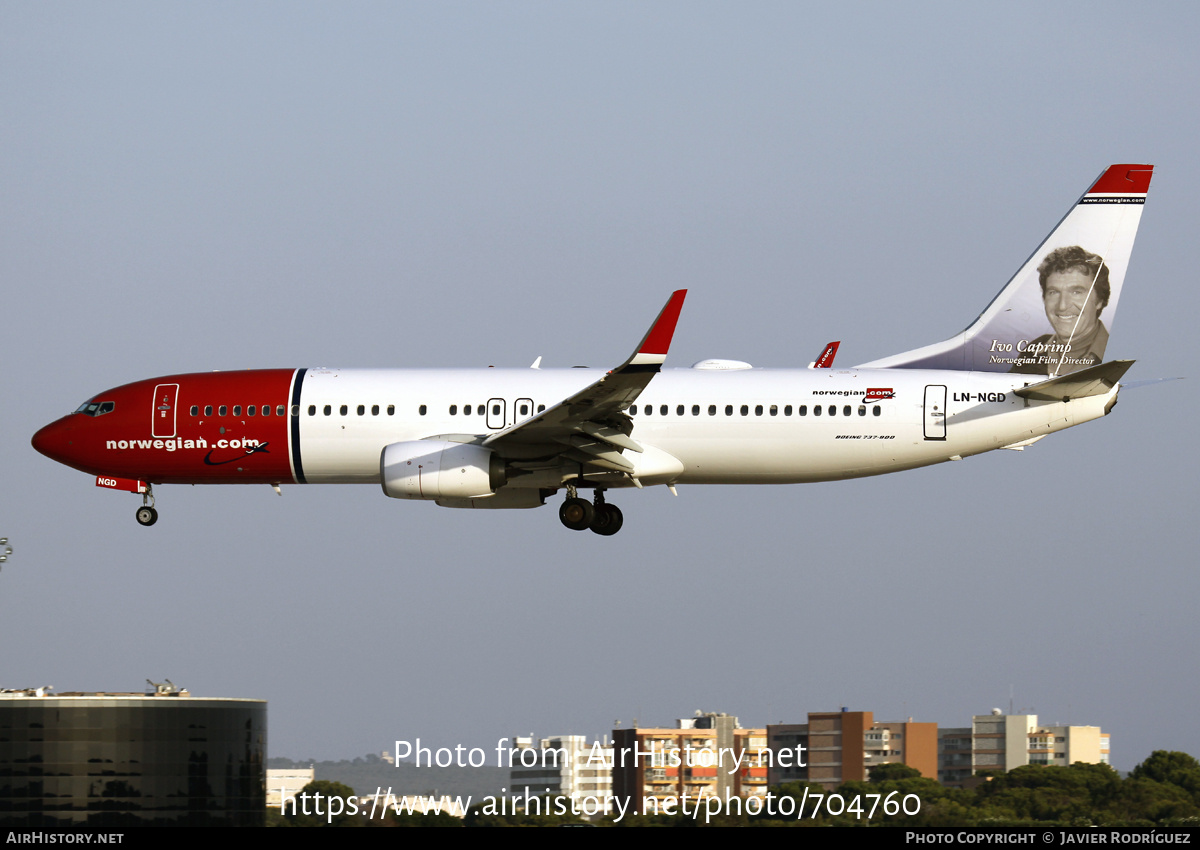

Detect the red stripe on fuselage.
[{"left": 33, "top": 370, "right": 298, "bottom": 484}]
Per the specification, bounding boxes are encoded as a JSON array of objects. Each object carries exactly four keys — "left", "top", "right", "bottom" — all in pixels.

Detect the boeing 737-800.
[{"left": 32, "top": 164, "right": 1153, "bottom": 535}]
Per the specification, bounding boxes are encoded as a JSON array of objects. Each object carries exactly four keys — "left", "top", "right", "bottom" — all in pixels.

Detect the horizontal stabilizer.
[{"left": 1014, "top": 360, "right": 1135, "bottom": 402}]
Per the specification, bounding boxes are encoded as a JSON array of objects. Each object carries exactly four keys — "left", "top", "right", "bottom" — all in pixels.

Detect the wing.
[{"left": 482, "top": 290, "right": 687, "bottom": 476}]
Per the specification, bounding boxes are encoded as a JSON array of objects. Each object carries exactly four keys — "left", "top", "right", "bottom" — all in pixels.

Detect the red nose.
[{"left": 32, "top": 417, "right": 80, "bottom": 468}]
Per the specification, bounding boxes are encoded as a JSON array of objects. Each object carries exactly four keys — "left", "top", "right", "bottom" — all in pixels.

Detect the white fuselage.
[{"left": 292, "top": 365, "right": 1115, "bottom": 486}]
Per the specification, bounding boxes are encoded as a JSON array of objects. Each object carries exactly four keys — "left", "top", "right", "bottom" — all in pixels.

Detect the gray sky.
[{"left": 3, "top": 1, "right": 1198, "bottom": 771}]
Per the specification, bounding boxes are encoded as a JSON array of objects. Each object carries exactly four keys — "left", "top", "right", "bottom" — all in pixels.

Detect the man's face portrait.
[{"left": 1043, "top": 268, "right": 1103, "bottom": 340}]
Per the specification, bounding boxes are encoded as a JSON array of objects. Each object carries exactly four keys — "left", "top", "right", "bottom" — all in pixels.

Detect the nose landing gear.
[
  {"left": 558, "top": 486, "right": 624, "bottom": 536},
  {"left": 135, "top": 485, "right": 158, "bottom": 527}
]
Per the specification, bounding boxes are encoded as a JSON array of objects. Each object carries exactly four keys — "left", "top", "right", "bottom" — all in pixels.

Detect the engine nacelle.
[{"left": 380, "top": 440, "right": 504, "bottom": 500}]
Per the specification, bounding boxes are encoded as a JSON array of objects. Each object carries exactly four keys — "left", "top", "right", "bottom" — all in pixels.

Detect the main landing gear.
[
  {"left": 559, "top": 486, "right": 624, "bottom": 536},
  {"left": 135, "top": 485, "right": 158, "bottom": 527}
]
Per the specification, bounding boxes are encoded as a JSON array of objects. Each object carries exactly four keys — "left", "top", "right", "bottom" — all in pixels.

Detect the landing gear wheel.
[
  {"left": 559, "top": 497, "right": 595, "bottom": 531},
  {"left": 590, "top": 503, "right": 624, "bottom": 536},
  {"left": 135, "top": 506, "right": 158, "bottom": 527}
]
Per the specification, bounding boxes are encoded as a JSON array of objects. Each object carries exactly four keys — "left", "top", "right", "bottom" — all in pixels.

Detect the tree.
[
  {"left": 1130, "top": 751, "right": 1200, "bottom": 797},
  {"left": 869, "top": 763, "right": 922, "bottom": 782}
]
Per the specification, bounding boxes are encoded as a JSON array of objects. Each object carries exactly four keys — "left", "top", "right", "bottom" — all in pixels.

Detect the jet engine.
[{"left": 380, "top": 440, "right": 504, "bottom": 500}]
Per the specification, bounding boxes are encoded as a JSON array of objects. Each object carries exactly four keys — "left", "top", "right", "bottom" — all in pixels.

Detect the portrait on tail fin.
[{"left": 1008, "top": 246, "right": 1110, "bottom": 376}]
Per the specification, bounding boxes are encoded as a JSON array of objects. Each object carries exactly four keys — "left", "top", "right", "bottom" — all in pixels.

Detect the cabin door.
[
  {"left": 151, "top": 383, "right": 179, "bottom": 439},
  {"left": 923, "top": 385, "right": 947, "bottom": 441}
]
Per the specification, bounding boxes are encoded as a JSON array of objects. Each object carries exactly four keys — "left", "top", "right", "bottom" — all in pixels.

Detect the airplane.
[{"left": 32, "top": 164, "right": 1153, "bottom": 535}]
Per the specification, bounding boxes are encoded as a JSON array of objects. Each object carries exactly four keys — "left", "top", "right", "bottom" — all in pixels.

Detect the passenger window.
[
  {"left": 843, "top": 405, "right": 851, "bottom": 416},
  {"left": 858, "top": 406, "right": 866, "bottom": 416},
  {"left": 660, "top": 405, "right": 668, "bottom": 416},
  {"left": 630, "top": 405, "right": 638, "bottom": 415},
  {"left": 644, "top": 405, "right": 651, "bottom": 416},
  {"left": 419, "top": 405, "right": 427, "bottom": 415},
  {"left": 248, "top": 405, "right": 256, "bottom": 416},
  {"left": 676, "top": 405, "right": 684, "bottom": 416},
  {"left": 308, "top": 405, "right": 316, "bottom": 416},
  {"left": 828, "top": 405, "right": 836, "bottom": 416},
  {"left": 450, "top": 405, "right": 458, "bottom": 415},
  {"left": 290, "top": 405, "right": 299, "bottom": 417},
  {"left": 799, "top": 405, "right": 807, "bottom": 416},
  {"left": 814, "top": 405, "right": 822, "bottom": 416},
  {"left": 740, "top": 405, "right": 748, "bottom": 416},
  {"left": 492, "top": 404, "right": 501, "bottom": 416},
  {"left": 770, "top": 405, "right": 777, "bottom": 416},
  {"left": 388, "top": 405, "right": 395, "bottom": 415},
  {"left": 784, "top": 405, "right": 792, "bottom": 416},
  {"left": 233, "top": 405, "right": 242, "bottom": 416},
  {"left": 219, "top": 405, "right": 228, "bottom": 416},
  {"left": 537, "top": 404, "right": 546, "bottom": 413},
  {"left": 519, "top": 403, "right": 529, "bottom": 416},
  {"left": 357, "top": 405, "right": 365, "bottom": 415},
  {"left": 277, "top": 405, "right": 285, "bottom": 416},
  {"left": 755, "top": 405, "right": 763, "bottom": 416},
  {"left": 324, "top": 405, "right": 332, "bottom": 416},
  {"left": 339, "top": 405, "right": 348, "bottom": 416},
  {"left": 725, "top": 405, "right": 733, "bottom": 416},
  {"left": 190, "top": 405, "right": 199, "bottom": 416},
  {"left": 692, "top": 405, "right": 700, "bottom": 416},
  {"left": 873, "top": 405, "right": 881, "bottom": 416},
  {"left": 372, "top": 404, "right": 379, "bottom": 415}
]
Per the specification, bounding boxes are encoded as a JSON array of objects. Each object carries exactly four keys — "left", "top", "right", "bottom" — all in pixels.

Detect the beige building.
[
  {"left": 940, "top": 710, "right": 1110, "bottom": 785},
  {"left": 266, "top": 767, "right": 315, "bottom": 809}
]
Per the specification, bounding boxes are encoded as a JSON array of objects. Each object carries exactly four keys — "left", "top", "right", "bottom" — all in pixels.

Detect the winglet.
[
  {"left": 811, "top": 341, "right": 840, "bottom": 369},
  {"left": 628, "top": 290, "right": 687, "bottom": 368}
]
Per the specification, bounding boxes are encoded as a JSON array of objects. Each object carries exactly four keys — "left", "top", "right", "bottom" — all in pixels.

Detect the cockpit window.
[{"left": 75, "top": 401, "right": 115, "bottom": 417}]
